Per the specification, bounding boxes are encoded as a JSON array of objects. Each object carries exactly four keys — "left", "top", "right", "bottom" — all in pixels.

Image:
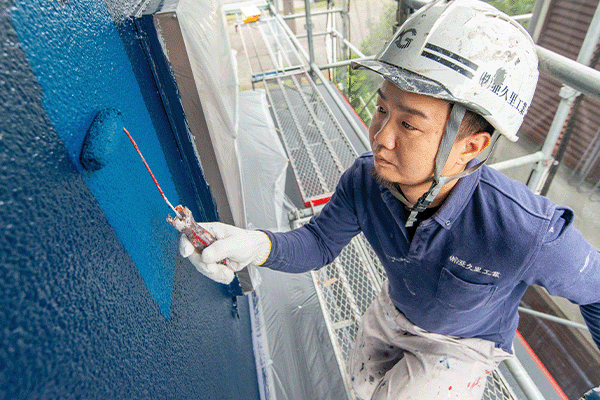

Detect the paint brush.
[
  {"left": 123, "top": 127, "right": 218, "bottom": 253},
  {"left": 123, "top": 127, "right": 180, "bottom": 216}
]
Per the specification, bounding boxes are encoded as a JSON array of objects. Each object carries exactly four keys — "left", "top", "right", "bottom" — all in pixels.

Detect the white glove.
[
  {"left": 202, "top": 222, "right": 271, "bottom": 270},
  {"left": 179, "top": 222, "right": 271, "bottom": 283},
  {"left": 179, "top": 234, "right": 235, "bottom": 284}
]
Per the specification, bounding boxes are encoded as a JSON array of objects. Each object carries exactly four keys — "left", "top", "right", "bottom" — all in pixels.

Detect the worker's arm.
[
  {"left": 529, "top": 206, "right": 600, "bottom": 352},
  {"left": 526, "top": 208, "right": 600, "bottom": 399},
  {"left": 580, "top": 303, "right": 600, "bottom": 352},
  {"left": 181, "top": 157, "right": 363, "bottom": 279},
  {"left": 180, "top": 187, "right": 359, "bottom": 278},
  {"left": 258, "top": 165, "right": 361, "bottom": 273},
  {"left": 179, "top": 201, "right": 357, "bottom": 279}
]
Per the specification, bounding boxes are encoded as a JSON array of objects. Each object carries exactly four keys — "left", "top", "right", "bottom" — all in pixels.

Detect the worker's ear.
[{"left": 457, "top": 131, "right": 491, "bottom": 165}]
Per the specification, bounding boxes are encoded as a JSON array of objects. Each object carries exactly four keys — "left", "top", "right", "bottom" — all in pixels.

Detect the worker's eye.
[
  {"left": 402, "top": 121, "right": 416, "bottom": 130},
  {"left": 376, "top": 105, "right": 386, "bottom": 114}
]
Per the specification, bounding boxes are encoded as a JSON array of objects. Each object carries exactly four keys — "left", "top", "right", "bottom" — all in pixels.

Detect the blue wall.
[{"left": 0, "top": 0, "right": 260, "bottom": 397}]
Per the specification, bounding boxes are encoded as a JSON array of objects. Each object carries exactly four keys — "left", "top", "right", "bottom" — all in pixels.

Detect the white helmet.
[
  {"left": 353, "top": 0, "right": 539, "bottom": 226},
  {"left": 353, "top": 0, "right": 539, "bottom": 142}
]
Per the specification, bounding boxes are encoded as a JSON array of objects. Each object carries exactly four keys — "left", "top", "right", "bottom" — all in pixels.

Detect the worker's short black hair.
[{"left": 458, "top": 110, "right": 494, "bottom": 140}]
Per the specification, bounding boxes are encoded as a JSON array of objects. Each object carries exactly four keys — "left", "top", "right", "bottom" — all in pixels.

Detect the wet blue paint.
[
  {"left": 132, "top": 16, "right": 219, "bottom": 224},
  {"left": 11, "top": 0, "right": 179, "bottom": 317},
  {"left": 1, "top": 0, "right": 260, "bottom": 397},
  {"left": 80, "top": 108, "right": 124, "bottom": 172},
  {"left": 440, "top": 356, "right": 451, "bottom": 369}
]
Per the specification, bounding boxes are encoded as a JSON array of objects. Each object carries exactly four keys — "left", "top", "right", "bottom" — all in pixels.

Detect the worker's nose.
[{"left": 373, "top": 119, "right": 397, "bottom": 150}]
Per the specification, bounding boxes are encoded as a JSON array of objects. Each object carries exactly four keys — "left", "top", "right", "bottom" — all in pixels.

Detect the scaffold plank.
[{"left": 264, "top": 70, "right": 357, "bottom": 207}]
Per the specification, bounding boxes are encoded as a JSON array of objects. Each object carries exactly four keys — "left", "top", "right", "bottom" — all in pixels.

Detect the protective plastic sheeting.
[
  {"left": 238, "top": 89, "right": 289, "bottom": 232},
  {"left": 236, "top": 89, "right": 347, "bottom": 400},
  {"left": 154, "top": 0, "right": 246, "bottom": 227},
  {"left": 254, "top": 268, "right": 348, "bottom": 400}
]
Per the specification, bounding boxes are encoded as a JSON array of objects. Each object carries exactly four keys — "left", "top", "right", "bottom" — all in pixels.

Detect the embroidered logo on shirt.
[{"left": 448, "top": 255, "right": 501, "bottom": 279}]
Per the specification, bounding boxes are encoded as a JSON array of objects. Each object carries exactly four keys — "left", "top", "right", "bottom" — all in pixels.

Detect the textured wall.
[{"left": 0, "top": 0, "right": 259, "bottom": 397}]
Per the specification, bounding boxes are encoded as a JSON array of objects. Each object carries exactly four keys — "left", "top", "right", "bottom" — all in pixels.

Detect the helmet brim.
[
  {"left": 351, "top": 59, "right": 455, "bottom": 101},
  {"left": 352, "top": 59, "right": 493, "bottom": 121}
]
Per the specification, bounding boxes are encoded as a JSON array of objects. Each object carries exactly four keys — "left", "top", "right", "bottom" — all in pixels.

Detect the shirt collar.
[
  {"left": 374, "top": 157, "right": 482, "bottom": 230},
  {"left": 432, "top": 159, "right": 482, "bottom": 230}
]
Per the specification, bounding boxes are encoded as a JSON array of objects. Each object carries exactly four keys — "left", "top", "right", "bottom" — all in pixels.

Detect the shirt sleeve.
[
  {"left": 580, "top": 303, "right": 600, "bottom": 351},
  {"left": 260, "top": 162, "right": 362, "bottom": 273},
  {"left": 528, "top": 206, "right": 600, "bottom": 351}
]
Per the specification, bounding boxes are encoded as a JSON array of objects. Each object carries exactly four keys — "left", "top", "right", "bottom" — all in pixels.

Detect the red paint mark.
[
  {"left": 485, "top": 370, "right": 491, "bottom": 375},
  {"left": 467, "top": 377, "right": 482, "bottom": 390},
  {"left": 448, "top": 386, "right": 452, "bottom": 391},
  {"left": 191, "top": 230, "right": 209, "bottom": 247}
]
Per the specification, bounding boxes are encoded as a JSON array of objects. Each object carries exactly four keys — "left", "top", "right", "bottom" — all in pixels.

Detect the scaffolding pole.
[
  {"left": 282, "top": 7, "right": 344, "bottom": 20},
  {"left": 271, "top": 6, "right": 371, "bottom": 150},
  {"left": 527, "top": 1, "right": 600, "bottom": 193},
  {"left": 504, "top": 358, "right": 547, "bottom": 400},
  {"left": 303, "top": 0, "right": 316, "bottom": 73}
]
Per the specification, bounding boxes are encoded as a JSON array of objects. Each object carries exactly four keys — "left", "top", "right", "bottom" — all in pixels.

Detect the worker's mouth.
[{"left": 374, "top": 153, "right": 394, "bottom": 167}]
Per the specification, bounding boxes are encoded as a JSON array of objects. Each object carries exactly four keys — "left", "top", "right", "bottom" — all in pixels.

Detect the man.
[{"left": 180, "top": 0, "right": 600, "bottom": 398}]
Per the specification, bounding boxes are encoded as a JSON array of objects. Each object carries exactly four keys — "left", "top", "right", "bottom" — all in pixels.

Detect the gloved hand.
[
  {"left": 179, "top": 222, "right": 271, "bottom": 284},
  {"left": 179, "top": 234, "right": 235, "bottom": 284}
]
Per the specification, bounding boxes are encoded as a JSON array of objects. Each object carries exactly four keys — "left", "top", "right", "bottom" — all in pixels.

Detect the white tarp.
[
  {"left": 236, "top": 90, "right": 347, "bottom": 400},
  {"left": 237, "top": 89, "right": 289, "bottom": 232},
  {"left": 156, "top": 0, "right": 246, "bottom": 227}
]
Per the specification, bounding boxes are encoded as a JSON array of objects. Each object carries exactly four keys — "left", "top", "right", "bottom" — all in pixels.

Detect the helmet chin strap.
[
  {"left": 404, "top": 104, "right": 465, "bottom": 227},
  {"left": 400, "top": 104, "right": 497, "bottom": 228}
]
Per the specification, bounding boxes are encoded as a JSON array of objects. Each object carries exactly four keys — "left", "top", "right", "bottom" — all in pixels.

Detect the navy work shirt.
[{"left": 261, "top": 152, "right": 600, "bottom": 353}]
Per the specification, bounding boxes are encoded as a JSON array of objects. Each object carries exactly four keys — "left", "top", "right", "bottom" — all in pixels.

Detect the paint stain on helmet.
[{"left": 493, "top": 68, "right": 506, "bottom": 86}]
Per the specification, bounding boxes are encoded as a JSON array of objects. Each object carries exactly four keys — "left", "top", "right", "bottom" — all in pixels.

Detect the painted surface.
[
  {"left": 0, "top": 0, "right": 259, "bottom": 397},
  {"left": 11, "top": 0, "right": 180, "bottom": 317}
]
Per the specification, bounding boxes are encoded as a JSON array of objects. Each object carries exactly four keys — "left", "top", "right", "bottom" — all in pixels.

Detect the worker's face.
[{"left": 369, "top": 80, "right": 464, "bottom": 190}]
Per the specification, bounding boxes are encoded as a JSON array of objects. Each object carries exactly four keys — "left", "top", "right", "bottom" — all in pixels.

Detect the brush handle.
[
  {"left": 167, "top": 205, "right": 228, "bottom": 266},
  {"left": 179, "top": 225, "right": 216, "bottom": 253},
  {"left": 166, "top": 205, "right": 216, "bottom": 253}
]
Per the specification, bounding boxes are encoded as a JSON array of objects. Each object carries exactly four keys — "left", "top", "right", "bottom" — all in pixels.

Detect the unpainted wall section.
[{"left": 0, "top": 0, "right": 259, "bottom": 397}]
